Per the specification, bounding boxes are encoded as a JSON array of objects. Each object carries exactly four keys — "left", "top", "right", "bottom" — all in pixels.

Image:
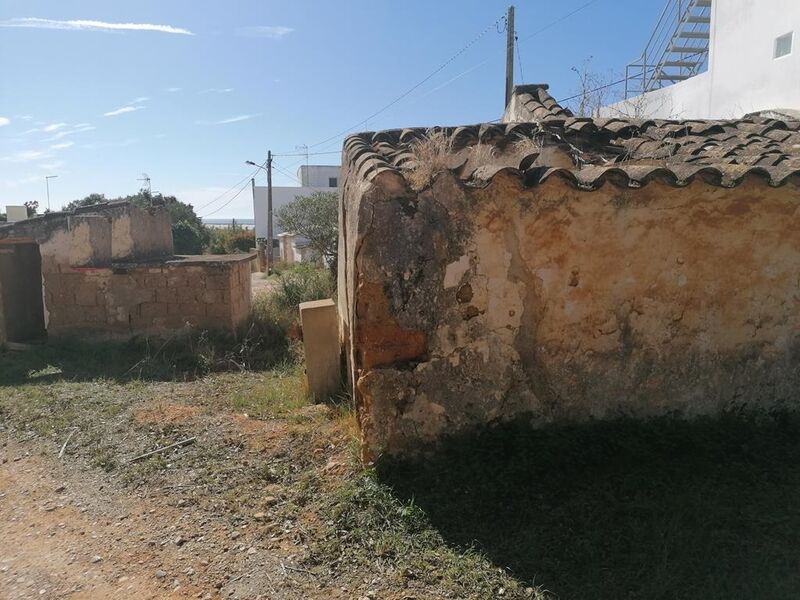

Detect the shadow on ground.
[
  {"left": 0, "top": 332, "right": 290, "bottom": 386},
  {"left": 378, "top": 414, "right": 800, "bottom": 600}
]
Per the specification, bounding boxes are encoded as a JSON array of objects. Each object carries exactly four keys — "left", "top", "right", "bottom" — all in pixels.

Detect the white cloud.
[
  {"left": 44, "top": 124, "right": 95, "bottom": 141},
  {"left": 197, "top": 114, "right": 259, "bottom": 125},
  {"left": 165, "top": 87, "right": 182, "bottom": 93},
  {"left": 0, "top": 18, "right": 193, "bottom": 35},
  {"left": 129, "top": 96, "right": 149, "bottom": 104},
  {"left": 38, "top": 159, "right": 65, "bottom": 170},
  {"left": 42, "top": 122, "right": 68, "bottom": 132},
  {"left": 104, "top": 105, "right": 144, "bottom": 117},
  {"left": 199, "top": 88, "right": 234, "bottom": 94},
  {"left": 16, "top": 115, "right": 33, "bottom": 121},
  {"left": 237, "top": 25, "right": 294, "bottom": 40},
  {"left": 50, "top": 141, "right": 74, "bottom": 150},
  {"left": 79, "top": 138, "right": 139, "bottom": 150},
  {"left": 4, "top": 150, "right": 50, "bottom": 162},
  {"left": 0, "top": 117, "right": 9, "bottom": 127},
  {"left": 5, "top": 174, "right": 42, "bottom": 187}
]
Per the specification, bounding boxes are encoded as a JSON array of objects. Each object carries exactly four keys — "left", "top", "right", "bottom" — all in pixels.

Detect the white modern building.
[
  {"left": 252, "top": 164, "right": 339, "bottom": 261},
  {"left": 602, "top": 0, "right": 800, "bottom": 119}
]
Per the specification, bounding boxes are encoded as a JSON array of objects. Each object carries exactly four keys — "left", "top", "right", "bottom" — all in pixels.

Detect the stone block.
[
  {"left": 300, "top": 299, "right": 341, "bottom": 401},
  {"left": 140, "top": 302, "right": 168, "bottom": 320},
  {"left": 75, "top": 284, "right": 99, "bottom": 306},
  {"left": 177, "top": 286, "right": 198, "bottom": 303},
  {"left": 156, "top": 288, "right": 178, "bottom": 303}
]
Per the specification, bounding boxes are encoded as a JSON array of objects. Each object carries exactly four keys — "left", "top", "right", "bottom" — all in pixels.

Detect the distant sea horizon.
[{"left": 202, "top": 217, "right": 255, "bottom": 229}]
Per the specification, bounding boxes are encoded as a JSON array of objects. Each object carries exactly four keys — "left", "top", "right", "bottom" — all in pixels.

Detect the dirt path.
[
  {"left": 250, "top": 273, "right": 277, "bottom": 300},
  {"left": 1, "top": 439, "right": 300, "bottom": 600}
]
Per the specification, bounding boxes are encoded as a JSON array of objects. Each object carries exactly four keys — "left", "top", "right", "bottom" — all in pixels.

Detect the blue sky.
[{"left": 0, "top": 0, "right": 663, "bottom": 218}]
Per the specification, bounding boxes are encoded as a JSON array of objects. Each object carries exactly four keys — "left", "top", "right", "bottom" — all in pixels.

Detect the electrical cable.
[
  {"left": 517, "top": 0, "right": 603, "bottom": 42},
  {"left": 305, "top": 11, "right": 507, "bottom": 150},
  {"left": 200, "top": 178, "right": 253, "bottom": 218},
  {"left": 194, "top": 163, "right": 263, "bottom": 211}
]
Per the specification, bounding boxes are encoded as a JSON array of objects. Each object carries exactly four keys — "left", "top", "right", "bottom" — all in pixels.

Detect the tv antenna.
[{"left": 137, "top": 173, "right": 151, "bottom": 194}]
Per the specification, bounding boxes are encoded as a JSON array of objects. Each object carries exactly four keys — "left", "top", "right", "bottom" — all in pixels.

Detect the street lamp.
[
  {"left": 245, "top": 154, "right": 273, "bottom": 274},
  {"left": 45, "top": 175, "right": 58, "bottom": 212}
]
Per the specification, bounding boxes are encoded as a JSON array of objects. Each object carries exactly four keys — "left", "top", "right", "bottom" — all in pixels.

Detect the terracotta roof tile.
[{"left": 342, "top": 84, "right": 800, "bottom": 191}]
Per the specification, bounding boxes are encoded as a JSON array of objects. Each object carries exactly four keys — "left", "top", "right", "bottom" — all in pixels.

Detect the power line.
[
  {"left": 518, "top": 0, "right": 603, "bottom": 42},
  {"left": 306, "top": 12, "right": 507, "bottom": 151},
  {"left": 515, "top": 31, "right": 525, "bottom": 84},
  {"left": 556, "top": 50, "right": 708, "bottom": 104},
  {"left": 272, "top": 161, "right": 302, "bottom": 185},
  {"left": 200, "top": 178, "right": 252, "bottom": 218},
  {"left": 557, "top": 77, "right": 628, "bottom": 104},
  {"left": 273, "top": 150, "right": 341, "bottom": 158},
  {"left": 194, "top": 164, "right": 263, "bottom": 211}
]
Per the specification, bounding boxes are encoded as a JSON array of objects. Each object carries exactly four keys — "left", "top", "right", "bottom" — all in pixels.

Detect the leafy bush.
[
  {"left": 172, "top": 220, "right": 210, "bottom": 254},
  {"left": 273, "top": 264, "right": 335, "bottom": 310},
  {"left": 208, "top": 222, "right": 256, "bottom": 254}
]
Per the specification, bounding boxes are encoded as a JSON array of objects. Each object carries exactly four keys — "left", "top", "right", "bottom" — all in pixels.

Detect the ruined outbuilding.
[
  {"left": 0, "top": 202, "right": 252, "bottom": 346},
  {"left": 339, "top": 84, "right": 800, "bottom": 458}
]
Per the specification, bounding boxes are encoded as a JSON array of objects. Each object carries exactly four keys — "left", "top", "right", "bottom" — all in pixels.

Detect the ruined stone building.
[
  {"left": 338, "top": 84, "right": 800, "bottom": 458},
  {"left": 0, "top": 202, "right": 253, "bottom": 346}
]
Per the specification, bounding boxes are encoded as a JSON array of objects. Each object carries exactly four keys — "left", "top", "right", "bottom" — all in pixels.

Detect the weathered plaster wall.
[{"left": 341, "top": 170, "right": 800, "bottom": 458}]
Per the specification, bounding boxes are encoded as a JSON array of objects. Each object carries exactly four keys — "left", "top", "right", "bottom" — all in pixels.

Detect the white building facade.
[
  {"left": 603, "top": 0, "right": 799, "bottom": 119},
  {"left": 252, "top": 165, "right": 339, "bottom": 262}
]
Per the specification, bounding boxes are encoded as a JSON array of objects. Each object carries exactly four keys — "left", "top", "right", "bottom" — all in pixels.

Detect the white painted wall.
[
  {"left": 298, "top": 165, "right": 341, "bottom": 188},
  {"left": 602, "top": 0, "right": 800, "bottom": 119},
  {"left": 252, "top": 184, "right": 338, "bottom": 239},
  {"left": 5, "top": 206, "right": 28, "bottom": 223}
]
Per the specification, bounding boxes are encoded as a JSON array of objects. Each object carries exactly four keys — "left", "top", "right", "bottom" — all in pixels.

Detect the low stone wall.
[
  {"left": 340, "top": 169, "right": 800, "bottom": 458},
  {"left": 44, "top": 256, "right": 253, "bottom": 338}
]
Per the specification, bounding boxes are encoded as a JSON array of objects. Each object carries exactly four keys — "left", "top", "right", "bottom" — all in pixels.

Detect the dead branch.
[
  {"left": 127, "top": 437, "right": 196, "bottom": 464},
  {"left": 58, "top": 427, "right": 79, "bottom": 459}
]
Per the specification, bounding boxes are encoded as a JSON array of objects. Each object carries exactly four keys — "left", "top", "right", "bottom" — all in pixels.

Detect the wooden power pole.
[
  {"left": 505, "top": 5, "right": 515, "bottom": 110},
  {"left": 266, "top": 150, "right": 274, "bottom": 275}
]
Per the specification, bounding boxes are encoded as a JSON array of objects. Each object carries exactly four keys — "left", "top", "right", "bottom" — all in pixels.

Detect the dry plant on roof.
[
  {"left": 405, "top": 129, "right": 454, "bottom": 191},
  {"left": 512, "top": 132, "right": 545, "bottom": 156},
  {"left": 469, "top": 142, "right": 497, "bottom": 164}
]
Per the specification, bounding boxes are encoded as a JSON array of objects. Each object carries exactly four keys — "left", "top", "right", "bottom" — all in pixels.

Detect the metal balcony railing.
[{"left": 624, "top": 0, "right": 713, "bottom": 98}]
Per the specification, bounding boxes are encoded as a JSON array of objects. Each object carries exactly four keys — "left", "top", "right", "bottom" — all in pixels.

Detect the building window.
[
  {"left": 775, "top": 32, "right": 793, "bottom": 58},
  {"left": 328, "top": 177, "right": 338, "bottom": 187}
]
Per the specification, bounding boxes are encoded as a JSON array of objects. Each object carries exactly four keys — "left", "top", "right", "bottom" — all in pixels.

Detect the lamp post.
[
  {"left": 246, "top": 154, "right": 273, "bottom": 274},
  {"left": 45, "top": 175, "right": 58, "bottom": 212}
]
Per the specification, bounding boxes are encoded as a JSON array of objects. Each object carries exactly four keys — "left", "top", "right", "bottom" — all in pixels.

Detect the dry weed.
[{"left": 405, "top": 129, "right": 454, "bottom": 190}]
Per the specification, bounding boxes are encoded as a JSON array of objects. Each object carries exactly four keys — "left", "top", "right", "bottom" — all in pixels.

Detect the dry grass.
[
  {"left": 469, "top": 142, "right": 497, "bottom": 164},
  {"left": 405, "top": 129, "right": 454, "bottom": 191},
  {"left": 513, "top": 132, "right": 545, "bottom": 157}
]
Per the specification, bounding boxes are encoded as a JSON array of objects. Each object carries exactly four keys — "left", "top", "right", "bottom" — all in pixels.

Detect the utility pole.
[
  {"left": 45, "top": 175, "right": 58, "bottom": 212},
  {"left": 505, "top": 5, "right": 515, "bottom": 110},
  {"left": 252, "top": 177, "right": 266, "bottom": 272},
  {"left": 266, "top": 150, "right": 274, "bottom": 275}
]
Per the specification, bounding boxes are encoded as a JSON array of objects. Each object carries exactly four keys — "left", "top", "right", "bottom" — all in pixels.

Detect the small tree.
[
  {"left": 276, "top": 191, "right": 338, "bottom": 274},
  {"left": 64, "top": 189, "right": 211, "bottom": 254},
  {"left": 24, "top": 200, "right": 39, "bottom": 217},
  {"left": 568, "top": 57, "right": 620, "bottom": 118}
]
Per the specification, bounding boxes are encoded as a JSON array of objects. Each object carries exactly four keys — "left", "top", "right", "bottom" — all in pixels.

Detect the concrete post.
[{"left": 299, "top": 299, "right": 341, "bottom": 401}]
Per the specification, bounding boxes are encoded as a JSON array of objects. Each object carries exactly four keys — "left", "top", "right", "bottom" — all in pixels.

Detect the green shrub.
[
  {"left": 208, "top": 222, "right": 255, "bottom": 254},
  {"left": 273, "top": 264, "right": 335, "bottom": 311}
]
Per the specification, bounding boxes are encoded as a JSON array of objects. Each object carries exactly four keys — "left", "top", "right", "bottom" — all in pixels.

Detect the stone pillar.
[{"left": 299, "top": 299, "right": 341, "bottom": 401}]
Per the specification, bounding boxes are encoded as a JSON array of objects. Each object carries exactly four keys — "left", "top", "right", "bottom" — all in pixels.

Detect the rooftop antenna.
[
  {"left": 137, "top": 173, "right": 151, "bottom": 195},
  {"left": 295, "top": 144, "right": 309, "bottom": 183}
]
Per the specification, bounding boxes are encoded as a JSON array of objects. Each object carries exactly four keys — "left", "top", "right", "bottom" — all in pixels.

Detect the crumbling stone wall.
[
  {"left": 0, "top": 202, "right": 252, "bottom": 343},
  {"left": 340, "top": 169, "right": 800, "bottom": 458},
  {"left": 45, "top": 257, "right": 252, "bottom": 338}
]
